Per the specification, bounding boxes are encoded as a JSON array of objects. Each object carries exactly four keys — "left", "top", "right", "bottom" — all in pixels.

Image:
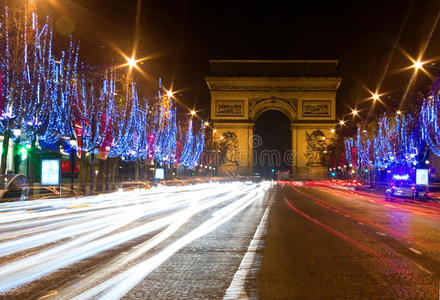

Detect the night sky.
[{"left": 36, "top": 0, "right": 440, "bottom": 124}]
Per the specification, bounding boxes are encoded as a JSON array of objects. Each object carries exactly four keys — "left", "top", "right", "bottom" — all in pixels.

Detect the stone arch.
[{"left": 250, "top": 98, "right": 296, "bottom": 122}]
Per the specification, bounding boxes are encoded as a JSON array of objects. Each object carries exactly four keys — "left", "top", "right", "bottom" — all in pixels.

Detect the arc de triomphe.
[{"left": 205, "top": 60, "right": 341, "bottom": 179}]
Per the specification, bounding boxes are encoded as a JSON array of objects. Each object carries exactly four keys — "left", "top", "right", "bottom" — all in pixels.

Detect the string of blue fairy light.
[{"left": 0, "top": 5, "right": 205, "bottom": 169}]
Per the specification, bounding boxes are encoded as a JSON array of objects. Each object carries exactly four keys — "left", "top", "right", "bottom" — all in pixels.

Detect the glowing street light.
[
  {"left": 330, "top": 129, "right": 335, "bottom": 133},
  {"left": 339, "top": 120, "right": 345, "bottom": 126},
  {"left": 122, "top": 55, "right": 145, "bottom": 73},
  {"left": 396, "top": 110, "right": 402, "bottom": 115},
  {"left": 372, "top": 93, "right": 380, "bottom": 101},
  {"left": 190, "top": 110, "right": 196, "bottom": 116},
  {"left": 166, "top": 90, "right": 173, "bottom": 98},
  {"left": 352, "top": 109, "right": 358, "bottom": 116},
  {"left": 204, "top": 121, "right": 210, "bottom": 127},
  {"left": 127, "top": 57, "right": 137, "bottom": 68},
  {"left": 413, "top": 60, "right": 424, "bottom": 71}
]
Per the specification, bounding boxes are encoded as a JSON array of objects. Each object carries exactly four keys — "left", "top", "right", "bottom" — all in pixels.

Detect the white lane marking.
[
  {"left": 408, "top": 247, "right": 422, "bottom": 255},
  {"left": 414, "top": 263, "right": 432, "bottom": 275},
  {"left": 358, "top": 222, "right": 364, "bottom": 225},
  {"left": 376, "top": 232, "right": 386, "bottom": 237},
  {"left": 223, "top": 196, "right": 273, "bottom": 300}
]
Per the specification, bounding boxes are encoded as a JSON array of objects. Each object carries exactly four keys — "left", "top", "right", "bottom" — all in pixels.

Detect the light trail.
[
  {"left": 0, "top": 188, "right": 217, "bottom": 257},
  {"left": 0, "top": 181, "right": 269, "bottom": 298},
  {"left": 55, "top": 184, "right": 260, "bottom": 298},
  {"left": 71, "top": 184, "right": 268, "bottom": 300},
  {"left": 283, "top": 183, "right": 440, "bottom": 255}
]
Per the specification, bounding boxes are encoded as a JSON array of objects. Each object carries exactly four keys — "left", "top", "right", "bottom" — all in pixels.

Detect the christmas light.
[{"left": 0, "top": 5, "right": 205, "bottom": 173}]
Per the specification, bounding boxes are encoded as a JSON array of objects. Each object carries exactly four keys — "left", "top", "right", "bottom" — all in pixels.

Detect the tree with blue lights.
[
  {"left": 0, "top": 3, "right": 206, "bottom": 185},
  {"left": 421, "top": 78, "right": 440, "bottom": 157}
]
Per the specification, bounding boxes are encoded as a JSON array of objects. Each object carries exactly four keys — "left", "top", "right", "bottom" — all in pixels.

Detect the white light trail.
[
  {"left": 0, "top": 182, "right": 264, "bottom": 295},
  {"left": 72, "top": 185, "right": 267, "bottom": 300}
]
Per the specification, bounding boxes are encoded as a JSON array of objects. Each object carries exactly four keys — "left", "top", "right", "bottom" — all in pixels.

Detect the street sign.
[
  {"left": 41, "top": 159, "right": 60, "bottom": 186},
  {"left": 416, "top": 169, "right": 429, "bottom": 185}
]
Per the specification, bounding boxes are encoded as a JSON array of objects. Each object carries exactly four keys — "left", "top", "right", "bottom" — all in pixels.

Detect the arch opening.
[
  {"left": 253, "top": 110, "right": 291, "bottom": 179},
  {"left": 250, "top": 98, "right": 296, "bottom": 122}
]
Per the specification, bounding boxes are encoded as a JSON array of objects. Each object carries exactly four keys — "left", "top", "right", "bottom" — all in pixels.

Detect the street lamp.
[
  {"left": 413, "top": 60, "right": 424, "bottom": 71},
  {"left": 69, "top": 137, "right": 77, "bottom": 191},
  {"left": 372, "top": 93, "right": 380, "bottom": 101},
  {"left": 339, "top": 120, "right": 345, "bottom": 126},
  {"left": 190, "top": 110, "right": 196, "bottom": 116},
  {"left": 126, "top": 57, "right": 137, "bottom": 69}
]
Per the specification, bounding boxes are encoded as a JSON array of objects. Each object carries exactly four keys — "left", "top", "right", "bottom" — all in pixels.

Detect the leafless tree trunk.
[{"left": 0, "top": 133, "right": 9, "bottom": 175}]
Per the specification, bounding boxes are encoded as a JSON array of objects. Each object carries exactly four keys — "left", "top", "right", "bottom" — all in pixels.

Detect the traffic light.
[
  {"left": 331, "top": 172, "right": 336, "bottom": 177},
  {"left": 271, "top": 168, "right": 275, "bottom": 173},
  {"left": 364, "top": 169, "right": 369, "bottom": 173}
]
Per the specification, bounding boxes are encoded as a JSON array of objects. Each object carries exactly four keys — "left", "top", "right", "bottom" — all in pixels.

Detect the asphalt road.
[
  {"left": 0, "top": 181, "right": 271, "bottom": 299},
  {"left": 260, "top": 182, "right": 440, "bottom": 299},
  {"left": 1, "top": 181, "right": 440, "bottom": 299}
]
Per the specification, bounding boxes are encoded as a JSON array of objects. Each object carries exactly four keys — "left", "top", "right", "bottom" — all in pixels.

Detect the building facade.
[{"left": 205, "top": 60, "right": 341, "bottom": 179}]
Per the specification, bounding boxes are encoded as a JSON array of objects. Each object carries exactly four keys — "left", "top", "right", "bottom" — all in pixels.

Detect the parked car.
[
  {"left": 420, "top": 185, "right": 440, "bottom": 203},
  {"left": 385, "top": 180, "right": 415, "bottom": 201},
  {"left": 0, "top": 174, "right": 29, "bottom": 202}
]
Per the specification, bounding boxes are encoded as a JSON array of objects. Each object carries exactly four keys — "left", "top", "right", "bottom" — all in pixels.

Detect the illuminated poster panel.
[
  {"left": 416, "top": 169, "right": 429, "bottom": 186},
  {"left": 155, "top": 168, "right": 165, "bottom": 180},
  {"left": 41, "top": 159, "right": 60, "bottom": 186}
]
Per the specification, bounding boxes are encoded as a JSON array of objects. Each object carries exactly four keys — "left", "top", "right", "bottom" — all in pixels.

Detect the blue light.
[
  {"left": 0, "top": 6, "right": 205, "bottom": 169},
  {"left": 392, "top": 174, "right": 409, "bottom": 180}
]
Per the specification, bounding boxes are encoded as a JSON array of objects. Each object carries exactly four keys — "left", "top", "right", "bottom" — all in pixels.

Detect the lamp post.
[
  {"left": 12, "top": 129, "right": 22, "bottom": 174},
  {"left": 105, "top": 146, "right": 110, "bottom": 191},
  {"left": 69, "top": 137, "right": 77, "bottom": 192}
]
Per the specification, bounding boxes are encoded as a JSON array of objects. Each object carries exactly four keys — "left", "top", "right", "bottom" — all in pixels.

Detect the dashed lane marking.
[
  {"left": 223, "top": 198, "right": 273, "bottom": 300},
  {"left": 414, "top": 263, "right": 432, "bottom": 275}
]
